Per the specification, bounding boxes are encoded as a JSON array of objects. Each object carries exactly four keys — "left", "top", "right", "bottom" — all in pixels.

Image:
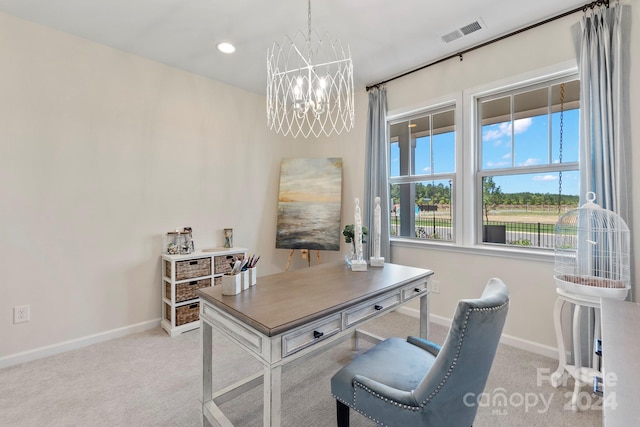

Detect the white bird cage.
[{"left": 554, "top": 192, "right": 630, "bottom": 300}]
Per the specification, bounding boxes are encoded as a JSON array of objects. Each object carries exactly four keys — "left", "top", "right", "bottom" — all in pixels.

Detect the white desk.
[
  {"left": 197, "top": 262, "right": 433, "bottom": 427},
  {"left": 600, "top": 299, "right": 640, "bottom": 426}
]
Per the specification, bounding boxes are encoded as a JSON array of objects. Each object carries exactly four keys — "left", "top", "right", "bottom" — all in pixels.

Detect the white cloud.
[
  {"left": 482, "top": 117, "right": 534, "bottom": 141},
  {"left": 532, "top": 174, "right": 557, "bottom": 182},
  {"left": 501, "top": 153, "right": 512, "bottom": 160},
  {"left": 483, "top": 126, "right": 506, "bottom": 141},
  {"left": 520, "top": 158, "right": 540, "bottom": 166},
  {"left": 486, "top": 160, "right": 510, "bottom": 167},
  {"left": 513, "top": 117, "right": 533, "bottom": 134},
  {"left": 422, "top": 166, "right": 431, "bottom": 173}
]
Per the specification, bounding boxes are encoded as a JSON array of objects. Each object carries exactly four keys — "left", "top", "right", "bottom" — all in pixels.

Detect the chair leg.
[{"left": 336, "top": 400, "right": 350, "bottom": 427}]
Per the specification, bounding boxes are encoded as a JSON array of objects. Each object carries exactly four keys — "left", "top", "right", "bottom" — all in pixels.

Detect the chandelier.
[{"left": 266, "top": 0, "right": 354, "bottom": 138}]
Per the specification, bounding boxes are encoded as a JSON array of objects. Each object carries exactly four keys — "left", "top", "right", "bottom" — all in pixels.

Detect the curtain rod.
[{"left": 366, "top": 0, "right": 609, "bottom": 91}]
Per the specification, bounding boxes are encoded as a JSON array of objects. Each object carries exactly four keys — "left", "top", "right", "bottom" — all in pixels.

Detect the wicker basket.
[
  {"left": 174, "top": 258, "right": 211, "bottom": 280},
  {"left": 166, "top": 302, "right": 200, "bottom": 326},
  {"left": 165, "top": 279, "right": 211, "bottom": 303},
  {"left": 214, "top": 254, "right": 243, "bottom": 274}
]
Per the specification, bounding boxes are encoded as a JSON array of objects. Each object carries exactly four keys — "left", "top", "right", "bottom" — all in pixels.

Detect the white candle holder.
[
  {"left": 370, "top": 257, "right": 385, "bottom": 267},
  {"left": 351, "top": 260, "right": 368, "bottom": 271},
  {"left": 351, "top": 197, "right": 367, "bottom": 272},
  {"left": 222, "top": 274, "right": 242, "bottom": 295},
  {"left": 370, "top": 196, "right": 384, "bottom": 267}
]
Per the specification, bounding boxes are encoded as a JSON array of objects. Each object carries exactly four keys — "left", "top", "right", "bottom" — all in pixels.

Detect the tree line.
[{"left": 391, "top": 180, "right": 579, "bottom": 210}]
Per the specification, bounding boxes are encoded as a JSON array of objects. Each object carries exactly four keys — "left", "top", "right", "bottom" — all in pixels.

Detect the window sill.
[{"left": 390, "top": 237, "right": 554, "bottom": 263}]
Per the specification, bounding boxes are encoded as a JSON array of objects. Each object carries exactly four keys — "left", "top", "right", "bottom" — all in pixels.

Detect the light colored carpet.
[{"left": 0, "top": 312, "right": 601, "bottom": 426}]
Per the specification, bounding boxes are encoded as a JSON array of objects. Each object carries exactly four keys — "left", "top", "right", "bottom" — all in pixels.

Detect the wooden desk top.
[{"left": 197, "top": 262, "right": 433, "bottom": 337}]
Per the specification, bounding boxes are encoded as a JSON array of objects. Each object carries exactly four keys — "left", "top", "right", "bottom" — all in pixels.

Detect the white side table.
[{"left": 551, "top": 288, "right": 601, "bottom": 410}]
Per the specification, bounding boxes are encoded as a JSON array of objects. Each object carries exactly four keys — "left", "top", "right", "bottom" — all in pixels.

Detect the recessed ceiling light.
[{"left": 217, "top": 42, "right": 236, "bottom": 54}]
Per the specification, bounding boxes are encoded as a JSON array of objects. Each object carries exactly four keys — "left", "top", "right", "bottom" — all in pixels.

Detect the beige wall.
[
  {"left": 2, "top": 2, "right": 639, "bottom": 362},
  {"left": 0, "top": 12, "right": 366, "bottom": 359}
]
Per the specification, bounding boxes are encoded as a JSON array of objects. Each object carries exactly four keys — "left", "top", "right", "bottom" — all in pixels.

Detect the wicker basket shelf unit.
[
  {"left": 161, "top": 248, "right": 247, "bottom": 336},
  {"left": 554, "top": 193, "right": 630, "bottom": 300}
]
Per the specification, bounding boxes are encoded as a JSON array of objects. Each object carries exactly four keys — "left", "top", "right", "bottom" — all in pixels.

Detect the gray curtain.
[
  {"left": 364, "top": 86, "right": 389, "bottom": 260},
  {"left": 572, "top": 4, "right": 631, "bottom": 219},
  {"left": 570, "top": 4, "right": 633, "bottom": 363}
]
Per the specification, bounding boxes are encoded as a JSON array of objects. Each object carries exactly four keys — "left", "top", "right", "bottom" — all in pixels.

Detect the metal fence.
[
  {"left": 391, "top": 215, "right": 454, "bottom": 241},
  {"left": 391, "top": 217, "right": 556, "bottom": 248}
]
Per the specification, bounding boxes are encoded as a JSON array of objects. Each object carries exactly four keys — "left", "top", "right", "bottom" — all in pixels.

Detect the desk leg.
[
  {"left": 419, "top": 293, "right": 430, "bottom": 339},
  {"left": 263, "top": 364, "right": 282, "bottom": 427},
  {"left": 202, "top": 321, "right": 214, "bottom": 425}
]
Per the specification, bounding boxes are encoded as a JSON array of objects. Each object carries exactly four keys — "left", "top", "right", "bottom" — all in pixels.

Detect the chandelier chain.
[
  {"left": 307, "top": 0, "right": 312, "bottom": 44},
  {"left": 557, "top": 83, "right": 564, "bottom": 215}
]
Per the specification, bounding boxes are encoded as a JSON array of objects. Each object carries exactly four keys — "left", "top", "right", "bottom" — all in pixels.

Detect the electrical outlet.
[
  {"left": 431, "top": 280, "right": 441, "bottom": 294},
  {"left": 14, "top": 305, "right": 30, "bottom": 323}
]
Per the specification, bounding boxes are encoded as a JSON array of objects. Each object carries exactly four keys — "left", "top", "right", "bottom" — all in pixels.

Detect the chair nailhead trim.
[
  {"left": 353, "top": 382, "right": 421, "bottom": 412},
  {"left": 420, "top": 300, "right": 508, "bottom": 407}
]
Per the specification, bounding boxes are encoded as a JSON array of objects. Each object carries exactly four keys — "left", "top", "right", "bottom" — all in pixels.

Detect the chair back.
[{"left": 413, "top": 278, "right": 509, "bottom": 426}]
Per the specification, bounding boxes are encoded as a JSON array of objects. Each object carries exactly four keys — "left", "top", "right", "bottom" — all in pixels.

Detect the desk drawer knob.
[
  {"left": 313, "top": 330, "right": 324, "bottom": 339},
  {"left": 189, "top": 260, "right": 198, "bottom": 265},
  {"left": 374, "top": 305, "right": 383, "bottom": 311},
  {"left": 414, "top": 287, "right": 421, "bottom": 293}
]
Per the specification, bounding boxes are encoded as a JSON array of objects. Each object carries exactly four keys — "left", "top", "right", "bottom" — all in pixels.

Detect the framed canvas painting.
[{"left": 276, "top": 158, "right": 342, "bottom": 251}]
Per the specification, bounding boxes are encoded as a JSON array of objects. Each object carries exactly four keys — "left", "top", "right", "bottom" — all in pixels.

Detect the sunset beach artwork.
[{"left": 276, "top": 158, "right": 343, "bottom": 251}]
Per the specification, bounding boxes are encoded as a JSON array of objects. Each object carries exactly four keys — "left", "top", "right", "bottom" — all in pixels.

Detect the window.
[
  {"left": 389, "top": 107, "right": 455, "bottom": 241},
  {"left": 477, "top": 76, "right": 580, "bottom": 248},
  {"left": 385, "top": 67, "right": 580, "bottom": 252}
]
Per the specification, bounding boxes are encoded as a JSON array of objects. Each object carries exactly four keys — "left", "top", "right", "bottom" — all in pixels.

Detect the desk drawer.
[
  {"left": 344, "top": 291, "right": 401, "bottom": 328},
  {"left": 282, "top": 314, "right": 342, "bottom": 357},
  {"left": 401, "top": 280, "right": 428, "bottom": 302}
]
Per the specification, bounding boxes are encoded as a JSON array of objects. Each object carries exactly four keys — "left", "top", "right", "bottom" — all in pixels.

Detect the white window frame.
[
  {"left": 387, "top": 94, "right": 462, "bottom": 244},
  {"left": 386, "top": 61, "right": 579, "bottom": 261},
  {"left": 463, "top": 62, "right": 580, "bottom": 252}
]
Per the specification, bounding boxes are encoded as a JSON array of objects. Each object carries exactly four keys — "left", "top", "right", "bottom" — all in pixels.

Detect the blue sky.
[{"left": 390, "top": 109, "right": 580, "bottom": 196}]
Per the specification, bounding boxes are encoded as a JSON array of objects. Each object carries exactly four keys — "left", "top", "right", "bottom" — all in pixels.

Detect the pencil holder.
[
  {"left": 222, "top": 274, "right": 242, "bottom": 295},
  {"left": 248, "top": 266, "right": 257, "bottom": 286},
  {"left": 241, "top": 270, "right": 249, "bottom": 291}
]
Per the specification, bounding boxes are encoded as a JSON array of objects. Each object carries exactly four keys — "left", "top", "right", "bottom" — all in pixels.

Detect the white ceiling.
[{"left": 0, "top": 0, "right": 587, "bottom": 95}]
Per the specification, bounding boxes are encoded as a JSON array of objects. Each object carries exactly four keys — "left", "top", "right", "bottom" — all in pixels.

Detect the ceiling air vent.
[
  {"left": 441, "top": 19, "right": 485, "bottom": 43},
  {"left": 460, "top": 21, "right": 482, "bottom": 35}
]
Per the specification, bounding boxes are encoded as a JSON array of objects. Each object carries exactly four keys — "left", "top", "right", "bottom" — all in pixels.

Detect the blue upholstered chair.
[{"left": 331, "top": 278, "right": 509, "bottom": 427}]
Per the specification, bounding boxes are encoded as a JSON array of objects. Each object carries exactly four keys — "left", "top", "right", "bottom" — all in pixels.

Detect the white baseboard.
[
  {"left": 0, "top": 318, "right": 161, "bottom": 369},
  {"left": 395, "top": 306, "right": 560, "bottom": 360}
]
